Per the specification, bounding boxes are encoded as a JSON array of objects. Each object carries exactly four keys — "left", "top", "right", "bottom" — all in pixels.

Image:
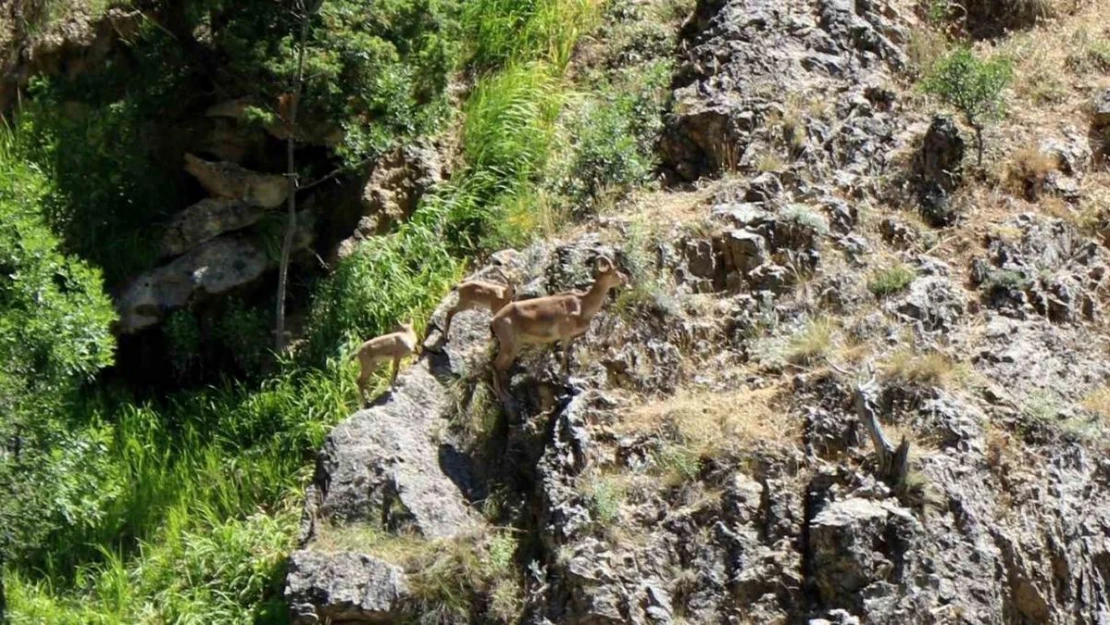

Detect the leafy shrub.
[
  {"left": 0, "top": 125, "right": 117, "bottom": 567},
  {"left": 205, "top": 0, "right": 462, "bottom": 165},
  {"left": 982, "top": 267, "right": 1031, "bottom": 292},
  {"left": 868, "top": 264, "right": 916, "bottom": 297},
  {"left": 782, "top": 204, "right": 830, "bottom": 236},
  {"left": 584, "top": 476, "right": 626, "bottom": 526},
  {"left": 556, "top": 62, "right": 670, "bottom": 212},
  {"left": 922, "top": 48, "right": 1013, "bottom": 166}
]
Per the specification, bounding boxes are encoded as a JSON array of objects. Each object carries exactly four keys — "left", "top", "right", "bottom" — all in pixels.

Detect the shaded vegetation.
[{"left": 1, "top": 0, "right": 686, "bottom": 622}]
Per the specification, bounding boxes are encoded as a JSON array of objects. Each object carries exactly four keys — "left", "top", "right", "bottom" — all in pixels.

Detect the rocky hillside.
[
  {"left": 282, "top": 0, "right": 1110, "bottom": 623},
  {"left": 4, "top": 0, "right": 1110, "bottom": 623}
]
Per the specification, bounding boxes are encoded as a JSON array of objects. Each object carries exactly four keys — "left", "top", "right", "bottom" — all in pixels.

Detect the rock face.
[
  {"left": 183, "top": 153, "right": 289, "bottom": 208},
  {"left": 0, "top": 8, "right": 141, "bottom": 111},
  {"left": 285, "top": 551, "right": 408, "bottom": 625},
  {"left": 660, "top": 0, "right": 905, "bottom": 182},
  {"left": 915, "top": 116, "right": 965, "bottom": 226},
  {"left": 1094, "top": 88, "right": 1110, "bottom": 129},
  {"left": 160, "top": 198, "right": 266, "bottom": 258},
  {"left": 299, "top": 360, "right": 477, "bottom": 541},
  {"left": 115, "top": 213, "right": 314, "bottom": 334},
  {"left": 280, "top": 1, "right": 1110, "bottom": 624}
]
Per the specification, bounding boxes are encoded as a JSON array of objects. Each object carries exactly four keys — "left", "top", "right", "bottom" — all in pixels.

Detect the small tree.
[
  {"left": 923, "top": 47, "right": 1013, "bottom": 167},
  {"left": 274, "top": 0, "right": 322, "bottom": 353}
]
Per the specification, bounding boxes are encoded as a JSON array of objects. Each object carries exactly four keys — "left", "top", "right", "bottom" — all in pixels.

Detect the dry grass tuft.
[
  {"left": 310, "top": 522, "right": 430, "bottom": 563},
  {"left": 985, "top": 422, "right": 1020, "bottom": 471},
  {"left": 881, "top": 348, "right": 963, "bottom": 388},
  {"left": 1080, "top": 385, "right": 1110, "bottom": 420},
  {"left": 786, "top": 318, "right": 835, "bottom": 366},
  {"left": 1006, "top": 145, "right": 1057, "bottom": 200},
  {"left": 616, "top": 384, "right": 797, "bottom": 458}
]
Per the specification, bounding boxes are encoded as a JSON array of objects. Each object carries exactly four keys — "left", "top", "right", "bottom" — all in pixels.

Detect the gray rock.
[
  {"left": 809, "top": 498, "right": 920, "bottom": 612},
  {"left": 115, "top": 219, "right": 313, "bottom": 334},
  {"left": 746, "top": 172, "right": 784, "bottom": 202},
  {"left": 183, "top": 153, "right": 289, "bottom": 208},
  {"left": 301, "top": 344, "right": 479, "bottom": 541},
  {"left": 1040, "top": 131, "right": 1091, "bottom": 176},
  {"left": 161, "top": 198, "right": 266, "bottom": 258},
  {"left": 915, "top": 116, "right": 964, "bottom": 226},
  {"left": 337, "top": 142, "right": 446, "bottom": 259},
  {"left": 659, "top": 0, "right": 904, "bottom": 181},
  {"left": 284, "top": 550, "right": 408, "bottom": 625},
  {"left": 721, "top": 229, "right": 768, "bottom": 276},
  {"left": 892, "top": 275, "right": 964, "bottom": 333}
]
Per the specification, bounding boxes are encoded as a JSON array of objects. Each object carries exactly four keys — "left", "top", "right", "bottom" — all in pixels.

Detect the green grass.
[
  {"left": 868, "top": 263, "right": 916, "bottom": 297},
  {"left": 6, "top": 359, "right": 354, "bottom": 623},
  {"left": 6, "top": 0, "right": 611, "bottom": 622}
]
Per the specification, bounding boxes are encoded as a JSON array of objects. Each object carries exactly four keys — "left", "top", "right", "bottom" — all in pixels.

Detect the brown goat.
[
  {"left": 489, "top": 257, "right": 627, "bottom": 396},
  {"left": 442, "top": 277, "right": 516, "bottom": 338},
  {"left": 352, "top": 321, "right": 420, "bottom": 404}
]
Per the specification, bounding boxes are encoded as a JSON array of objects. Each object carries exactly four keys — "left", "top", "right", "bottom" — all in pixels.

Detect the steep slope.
[{"left": 287, "top": 0, "right": 1110, "bottom": 623}]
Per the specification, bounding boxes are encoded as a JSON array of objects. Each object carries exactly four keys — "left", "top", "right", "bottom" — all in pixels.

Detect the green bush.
[
  {"left": 868, "top": 264, "right": 917, "bottom": 297},
  {"left": 922, "top": 47, "right": 1013, "bottom": 166},
  {"left": 215, "top": 299, "right": 275, "bottom": 378},
  {"left": 0, "top": 124, "right": 117, "bottom": 568},
  {"left": 556, "top": 60, "right": 670, "bottom": 213}
]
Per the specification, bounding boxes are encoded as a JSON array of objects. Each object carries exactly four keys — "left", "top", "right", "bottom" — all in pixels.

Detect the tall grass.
[
  {"left": 463, "top": 0, "right": 601, "bottom": 71},
  {"left": 7, "top": 0, "right": 604, "bottom": 622},
  {"left": 7, "top": 360, "right": 353, "bottom": 622}
]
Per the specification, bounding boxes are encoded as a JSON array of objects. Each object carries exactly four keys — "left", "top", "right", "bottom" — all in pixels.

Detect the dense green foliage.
[
  {"left": 922, "top": 47, "right": 1013, "bottom": 165},
  {"left": 0, "top": 125, "right": 117, "bottom": 572},
  {"left": 2, "top": 0, "right": 681, "bottom": 621}
]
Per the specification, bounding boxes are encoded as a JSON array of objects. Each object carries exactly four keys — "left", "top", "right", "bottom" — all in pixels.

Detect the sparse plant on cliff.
[{"left": 922, "top": 47, "right": 1013, "bottom": 167}]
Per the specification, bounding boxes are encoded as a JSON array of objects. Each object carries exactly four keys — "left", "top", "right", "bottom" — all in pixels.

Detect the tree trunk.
[
  {"left": 274, "top": 7, "right": 310, "bottom": 353},
  {"left": 853, "top": 368, "right": 911, "bottom": 486}
]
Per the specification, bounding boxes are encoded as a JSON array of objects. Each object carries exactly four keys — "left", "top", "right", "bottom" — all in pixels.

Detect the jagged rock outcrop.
[
  {"left": 161, "top": 198, "right": 267, "bottom": 258},
  {"left": 1095, "top": 88, "right": 1110, "bottom": 129},
  {"left": 660, "top": 0, "right": 906, "bottom": 182},
  {"left": 915, "top": 115, "right": 965, "bottom": 226},
  {"left": 336, "top": 142, "right": 447, "bottom": 259},
  {"left": 972, "top": 214, "right": 1107, "bottom": 323},
  {"left": 281, "top": 1, "right": 1110, "bottom": 624},
  {"left": 183, "top": 153, "right": 290, "bottom": 208},
  {"left": 285, "top": 551, "right": 409, "bottom": 624},
  {"left": 114, "top": 217, "right": 314, "bottom": 334},
  {"left": 0, "top": 7, "right": 140, "bottom": 111},
  {"left": 116, "top": 152, "right": 319, "bottom": 334}
]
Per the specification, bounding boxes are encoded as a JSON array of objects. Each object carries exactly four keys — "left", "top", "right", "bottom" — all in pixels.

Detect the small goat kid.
[
  {"left": 490, "top": 256, "right": 627, "bottom": 396},
  {"left": 442, "top": 275, "right": 516, "bottom": 338},
  {"left": 352, "top": 321, "right": 420, "bottom": 404}
]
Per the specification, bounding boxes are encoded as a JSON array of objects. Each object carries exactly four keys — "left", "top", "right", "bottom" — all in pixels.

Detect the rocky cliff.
[{"left": 282, "top": 0, "right": 1110, "bottom": 623}]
